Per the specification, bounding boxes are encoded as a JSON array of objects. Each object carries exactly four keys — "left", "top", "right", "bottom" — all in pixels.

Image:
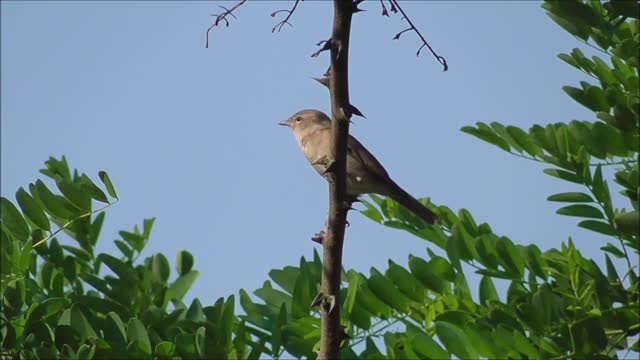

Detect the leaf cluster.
[{"left": 1, "top": 158, "right": 245, "bottom": 359}]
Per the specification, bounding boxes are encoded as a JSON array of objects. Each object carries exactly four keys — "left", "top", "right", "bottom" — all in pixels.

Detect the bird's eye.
[{"left": 295, "top": 116, "right": 302, "bottom": 122}]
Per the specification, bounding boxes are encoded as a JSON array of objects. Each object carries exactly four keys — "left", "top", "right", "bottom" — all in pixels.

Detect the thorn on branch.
[
  {"left": 271, "top": 0, "right": 301, "bottom": 33},
  {"left": 205, "top": 0, "right": 247, "bottom": 48},
  {"left": 312, "top": 231, "right": 325, "bottom": 244},
  {"left": 379, "top": 0, "right": 389, "bottom": 16},
  {"left": 311, "top": 38, "right": 332, "bottom": 58},
  {"left": 313, "top": 77, "right": 330, "bottom": 88},
  {"left": 351, "top": 0, "right": 365, "bottom": 14},
  {"left": 312, "top": 78, "right": 367, "bottom": 119},
  {"left": 389, "top": 0, "right": 398, "bottom": 13}
]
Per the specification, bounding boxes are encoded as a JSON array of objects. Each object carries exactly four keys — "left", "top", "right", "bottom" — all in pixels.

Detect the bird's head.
[{"left": 278, "top": 109, "right": 331, "bottom": 137}]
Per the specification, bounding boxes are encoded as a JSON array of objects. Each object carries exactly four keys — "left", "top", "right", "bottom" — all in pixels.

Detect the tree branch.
[
  {"left": 271, "top": 0, "right": 302, "bottom": 33},
  {"left": 318, "top": 0, "right": 354, "bottom": 358},
  {"left": 389, "top": 0, "right": 448, "bottom": 71},
  {"left": 205, "top": 0, "right": 247, "bottom": 48}
]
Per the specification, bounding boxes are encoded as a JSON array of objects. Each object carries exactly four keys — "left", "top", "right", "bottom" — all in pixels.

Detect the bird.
[{"left": 279, "top": 109, "right": 437, "bottom": 224}]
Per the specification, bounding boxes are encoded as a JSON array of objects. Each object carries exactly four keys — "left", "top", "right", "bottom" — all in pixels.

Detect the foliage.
[
  {"left": 1, "top": 157, "right": 244, "bottom": 359},
  {"left": 2, "top": 1, "right": 639, "bottom": 359}
]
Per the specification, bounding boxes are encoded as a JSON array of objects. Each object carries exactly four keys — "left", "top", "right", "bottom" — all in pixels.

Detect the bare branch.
[
  {"left": 205, "top": 0, "right": 247, "bottom": 48},
  {"left": 318, "top": 0, "right": 354, "bottom": 356},
  {"left": 389, "top": 0, "right": 448, "bottom": 71},
  {"left": 271, "top": 0, "right": 302, "bottom": 33}
]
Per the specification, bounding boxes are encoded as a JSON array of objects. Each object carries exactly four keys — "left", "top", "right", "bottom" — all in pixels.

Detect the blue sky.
[{"left": 2, "top": 1, "right": 617, "bottom": 309}]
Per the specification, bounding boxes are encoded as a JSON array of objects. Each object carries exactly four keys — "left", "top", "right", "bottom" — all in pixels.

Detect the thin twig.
[
  {"left": 271, "top": 0, "right": 302, "bottom": 33},
  {"left": 389, "top": 0, "right": 448, "bottom": 71},
  {"left": 205, "top": 0, "right": 247, "bottom": 48}
]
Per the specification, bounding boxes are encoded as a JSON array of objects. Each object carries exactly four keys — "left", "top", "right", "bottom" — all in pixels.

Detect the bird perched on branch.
[{"left": 279, "top": 109, "right": 437, "bottom": 224}]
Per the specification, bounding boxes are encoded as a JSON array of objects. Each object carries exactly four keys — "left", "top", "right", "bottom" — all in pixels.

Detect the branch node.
[
  {"left": 313, "top": 77, "right": 330, "bottom": 89},
  {"left": 205, "top": 0, "right": 247, "bottom": 48},
  {"left": 311, "top": 38, "right": 333, "bottom": 58},
  {"left": 271, "top": 0, "right": 301, "bottom": 33},
  {"left": 310, "top": 292, "right": 324, "bottom": 308}
]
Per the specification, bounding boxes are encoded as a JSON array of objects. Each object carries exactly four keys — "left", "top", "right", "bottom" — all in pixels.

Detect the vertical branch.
[{"left": 318, "top": 1, "right": 354, "bottom": 359}]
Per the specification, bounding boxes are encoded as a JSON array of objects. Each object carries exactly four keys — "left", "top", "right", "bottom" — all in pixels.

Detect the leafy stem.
[{"left": 33, "top": 200, "right": 118, "bottom": 248}]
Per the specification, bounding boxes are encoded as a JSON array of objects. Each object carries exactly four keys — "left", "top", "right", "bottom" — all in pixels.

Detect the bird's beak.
[{"left": 278, "top": 120, "right": 290, "bottom": 127}]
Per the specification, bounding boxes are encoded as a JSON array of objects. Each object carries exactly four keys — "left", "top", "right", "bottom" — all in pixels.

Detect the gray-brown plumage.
[{"left": 279, "top": 109, "right": 437, "bottom": 224}]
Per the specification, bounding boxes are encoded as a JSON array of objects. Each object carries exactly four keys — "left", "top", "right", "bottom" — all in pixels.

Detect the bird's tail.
[{"left": 387, "top": 182, "right": 437, "bottom": 225}]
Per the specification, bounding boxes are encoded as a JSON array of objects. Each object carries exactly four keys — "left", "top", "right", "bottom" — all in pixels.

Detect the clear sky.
[{"left": 2, "top": 1, "right": 615, "bottom": 308}]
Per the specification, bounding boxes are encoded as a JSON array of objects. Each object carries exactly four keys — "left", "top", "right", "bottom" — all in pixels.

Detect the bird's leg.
[{"left": 312, "top": 156, "right": 335, "bottom": 176}]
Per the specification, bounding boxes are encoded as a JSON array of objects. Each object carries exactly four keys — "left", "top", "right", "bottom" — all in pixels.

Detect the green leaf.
[
  {"left": 127, "top": 318, "right": 151, "bottom": 356},
  {"left": 547, "top": 192, "right": 593, "bottom": 202},
  {"left": 114, "top": 240, "right": 133, "bottom": 259},
  {"left": 436, "top": 321, "right": 477, "bottom": 359},
  {"left": 79, "top": 174, "right": 109, "bottom": 203},
  {"left": 354, "top": 278, "right": 391, "bottom": 319},
  {"left": 479, "top": 276, "right": 499, "bottom": 304},
  {"left": 16, "top": 187, "right": 50, "bottom": 231},
  {"left": 408, "top": 255, "right": 447, "bottom": 294},
  {"left": 271, "top": 304, "right": 286, "bottom": 356},
  {"left": 176, "top": 250, "right": 194, "bottom": 276},
  {"left": 507, "top": 125, "right": 541, "bottom": 157},
  {"left": 34, "top": 180, "right": 75, "bottom": 220},
  {"left": 152, "top": 253, "right": 171, "bottom": 283},
  {"left": 461, "top": 122, "right": 510, "bottom": 152},
  {"left": 175, "top": 333, "right": 196, "bottom": 357},
  {"left": 155, "top": 341, "right": 177, "bottom": 358},
  {"left": 556, "top": 204, "right": 604, "bottom": 219},
  {"left": 367, "top": 272, "right": 411, "bottom": 313},
  {"left": 578, "top": 220, "right": 615, "bottom": 236},
  {"left": 97, "top": 253, "right": 138, "bottom": 283},
  {"left": 466, "top": 324, "right": 499, "bottom": 358},
  {"left": 98, "top": 171, "right": 119, "bottom": 199},
  {"left": 70, "top": 305, "right": 97, "bottom": 340},
  {"left": 604, "top": 255, "right": 621, "bottom": 284},
  {"left": 56, "top": 179, "right": 91, "bottom": 211},
  {"left": 343, "top": 270, "right": 359, "bottom": 319},
  {"left": 77, "top": 344, "right": 96, "bottom": 360},
  {"left": 1, "top": 197, "right": 31, "bottom": 241},
  {"left": 360, "top": 199, "right": 383, "bottom": 223},
  {"left": 475, "top": 234, "right": 499, "bottom": 270},
  {"left": 451, "top": 222, "right": 475, "bottom": 261},
  {"left": 429, "top": 256, "right": 457, "bottom": 282},
  {"left": 119, "top": 230, "right": 146, "bottom": 252},
  {"left": 525, "top": 244, "right": 548, "bottom": 280},
  {"left": 496, "top": 237, "right": 525, "bottom": 277},
  {"left": 614, "top": 211, "right": 639, "bottom": 236},
  {"left": 592, "top": 122, "right": 627, "bottom": 156},
  {"left": 558, "top": 53, "right": 581, "bottom": 70},
  {"left": 409, "top": 328, "right": 449, "bottom": 360},
  {"left": 19, "top": 239, "right": 33, "bottom": 273},
  {"left": 168, "top": 270, "right": 200, "bottom": 301},
  {"left": 195, "top": 326, "right": 206, "bottom": 357},
  {"left": 385, "top": 261, "right": 425, "bottom": 302}
]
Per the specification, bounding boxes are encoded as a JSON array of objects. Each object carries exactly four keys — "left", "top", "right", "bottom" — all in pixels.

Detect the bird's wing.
[{"left": 347, "top": 135, "right": 390, "bottom": 180}]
